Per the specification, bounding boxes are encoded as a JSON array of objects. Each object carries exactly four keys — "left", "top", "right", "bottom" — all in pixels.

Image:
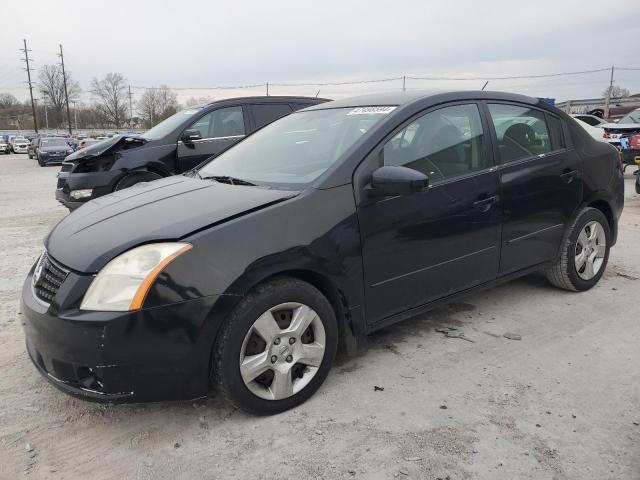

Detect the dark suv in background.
[{"left": 56, "top": 96, "right": 328, "bottom": 209}]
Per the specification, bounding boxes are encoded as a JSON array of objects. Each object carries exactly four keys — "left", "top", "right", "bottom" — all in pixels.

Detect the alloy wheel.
[
  {"left": 239, "top": 302, "right": 326, "bottom": 401},
  {"left": 574, "top": 220, "right": 606, "bottom": 280}
]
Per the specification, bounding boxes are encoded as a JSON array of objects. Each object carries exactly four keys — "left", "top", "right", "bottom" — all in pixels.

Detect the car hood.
[
  {"left": 65, "top": 135, "right": 146, "bottom": 161},
  {"left": 46, "top": 176, "right": 298, "bottom": 272}
]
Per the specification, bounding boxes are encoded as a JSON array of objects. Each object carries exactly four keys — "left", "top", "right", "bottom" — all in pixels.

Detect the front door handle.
[
  {"left": 560, "top": 169, "right": 578, "bottom": 184},
  {"left": 473, "top": 195, "right": 499, "bottom": 212}
]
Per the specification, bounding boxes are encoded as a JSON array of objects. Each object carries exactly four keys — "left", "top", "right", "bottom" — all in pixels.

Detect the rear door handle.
[
  {"left": 473, "top": 195, "right": 499, "bottom": 212},
  {"left": 560, "top": 169, "right": 578, "bottom": 183}
]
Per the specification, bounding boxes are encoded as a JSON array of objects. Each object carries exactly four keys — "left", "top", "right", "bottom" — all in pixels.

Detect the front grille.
[{"left": 33, "top": 252, "right": 69, "bottom": 304}]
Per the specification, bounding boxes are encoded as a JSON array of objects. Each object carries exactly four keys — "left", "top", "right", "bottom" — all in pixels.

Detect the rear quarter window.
[{"left": 546, "top": 114, "right": 566, "bottom": 150}]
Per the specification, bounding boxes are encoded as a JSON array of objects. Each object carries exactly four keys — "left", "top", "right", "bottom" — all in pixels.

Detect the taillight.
[
  {"left": 603, "top": 132, "right": 610, "bottom": 139},
  {"left": 630, "top": 134, "right": 640, "bottom": 148}
]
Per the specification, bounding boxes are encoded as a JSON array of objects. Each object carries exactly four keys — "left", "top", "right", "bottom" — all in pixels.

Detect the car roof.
[{"left": 305, "top": 90, "right": 541, "bottom": 110}]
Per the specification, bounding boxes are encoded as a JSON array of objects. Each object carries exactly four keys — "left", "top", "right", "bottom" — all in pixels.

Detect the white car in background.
[
  {"left": 0, "top": 138, "right": 10, "bottom": 154},
  {"left": 573, "top": 118, "right": 606, "bottom": 142},
  {"left": 572, "top": 114, "right": 607, "bottom": 127},
  {"left": 11, "top": 136, "right": 30, "bottom": 153}
]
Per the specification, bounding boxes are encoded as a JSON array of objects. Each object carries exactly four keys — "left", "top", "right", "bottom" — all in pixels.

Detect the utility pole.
[
  {"left": 128, "top": 85, "right": 133, "bottom": 127},
  {"left": 604, "top": 65, "right": 614, "bottom": 120},
  {"left": 266, "top": 82, "right": 269, "bottom": 96},
  {"left": 58, "top": 44, "right": 73, "bottom": 136},
  {"left": 72, "top": 102, "right": 78, "bottom": 130},
  {"left": 402, "top": 75, "right": 406, "bottom": 92},
  {"left": 20, "top": 39, "right": 38, "bottom": 133}
]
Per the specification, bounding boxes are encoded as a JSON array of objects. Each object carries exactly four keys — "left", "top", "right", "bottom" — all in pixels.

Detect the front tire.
[
  {"left": 212, "top": 277, "right": 338, "bottom": 415},
  {"left": 36, "top": 154, "right": 44, "bottom": 167},
  {"left": 546, "top": 207, "right": 610, "bottom": 291}
]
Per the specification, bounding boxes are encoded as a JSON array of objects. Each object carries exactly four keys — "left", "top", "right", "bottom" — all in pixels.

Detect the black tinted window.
[
  {"left": 252, "top": 104, "right": 293, "bottom": 129},
  {"left": 383, "top": 103, "right": 489, "bottom": 183},
  {"left": 546, "top": 115, "right": 566, "bottom": 150},
  {"left": 488, "top": 104, "right": 551, "bottom": 164}
]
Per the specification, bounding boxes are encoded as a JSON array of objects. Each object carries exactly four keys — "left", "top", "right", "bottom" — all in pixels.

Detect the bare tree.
[
  {"left": 91, "top": 73, "right": 128, "bottom": 127},
  {"left": 0, "top": 93, "right": 20, "bottom": 109},
  {"left": 137, "top": 88, "right": 159, "bottom": 125},
  {"left": 603, "top": 85, "right": 630, "bottom": 99},
  {"left": 137, "top": 85, "right": 179, "bottom": 127},
  {"left": 185, "top": 96, "right": 212, "bottom": 107},
  {"left": 38, "top": 65, "right": 80, "bottom": 128}
]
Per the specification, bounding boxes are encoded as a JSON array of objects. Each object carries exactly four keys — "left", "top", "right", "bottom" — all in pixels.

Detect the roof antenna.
[
  {"left": 315, "top": 89, "right": 321, "bottom": 98},
  {"left": 481, "top": 81, "right": 489, "bottom": 91}
]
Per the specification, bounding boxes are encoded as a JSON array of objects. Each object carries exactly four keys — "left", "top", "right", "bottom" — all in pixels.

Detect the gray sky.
[{"left": 1, "top": 0, "right": 639, "bottom": 105}]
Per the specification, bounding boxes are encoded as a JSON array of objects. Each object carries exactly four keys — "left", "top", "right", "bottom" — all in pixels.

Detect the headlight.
[{"left": 80, "top": 243, "right": 192, "bottom": 311}]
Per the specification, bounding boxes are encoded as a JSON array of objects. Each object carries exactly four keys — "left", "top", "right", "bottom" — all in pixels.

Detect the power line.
[{"left": 406, "top": 67, "right": 611, "bottom": 81}]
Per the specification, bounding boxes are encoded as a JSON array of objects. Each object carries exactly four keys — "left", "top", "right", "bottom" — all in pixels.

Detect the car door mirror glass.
[{"left": 369, "top": 165, "right": 428, "bottom": 197}]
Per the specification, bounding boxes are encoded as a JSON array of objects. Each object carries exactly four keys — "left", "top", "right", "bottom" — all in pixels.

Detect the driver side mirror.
[
  {"left": 368, "top": 166, "right": 429, "bottom": 197},
  {"left": 181, "top": 129, "right": 202, "bottom": 143}
]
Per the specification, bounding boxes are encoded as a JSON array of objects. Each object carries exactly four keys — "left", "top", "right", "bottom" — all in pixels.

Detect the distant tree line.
[{"left": 0, "top": 65, "right": 186, "bottom": 131}]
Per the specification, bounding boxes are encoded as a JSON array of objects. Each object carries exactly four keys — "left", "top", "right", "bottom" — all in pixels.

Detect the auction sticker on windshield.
[{"left": 347, "top": 106, "right": 397, "bottom": 115}]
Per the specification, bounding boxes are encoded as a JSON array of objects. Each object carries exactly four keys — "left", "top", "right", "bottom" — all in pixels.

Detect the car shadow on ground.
[{"left": 51, "top": 272, "right": 556, "bottom": 423}]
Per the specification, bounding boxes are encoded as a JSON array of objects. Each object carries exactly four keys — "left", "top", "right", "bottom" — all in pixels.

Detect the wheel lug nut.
[
  {"left": 271, "top": 355, "right": 277, "bottom": 364},
  {"left": 273, "top": 338, "right": 281, "bottom": 345},
  {"left": 289, "top": 337, "right": 296, "bottom": 345},
  {"left": 286, "top": 355, "right": 293, "bottom": 363}
]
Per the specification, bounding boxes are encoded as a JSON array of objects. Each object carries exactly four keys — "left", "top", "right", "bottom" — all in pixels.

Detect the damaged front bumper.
[{"left": 20, "top": 262, "right": 219, "bottom": 403}]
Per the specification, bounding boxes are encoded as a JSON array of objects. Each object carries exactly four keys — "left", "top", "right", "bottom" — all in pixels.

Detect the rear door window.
[
  {"left": 251, "top": 104, "right": 293, "bottom": 129},
  {"left": 487, "top": 104, "right": 552, "bottom": 164}
]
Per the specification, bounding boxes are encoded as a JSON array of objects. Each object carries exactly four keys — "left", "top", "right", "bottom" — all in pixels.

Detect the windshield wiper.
[{"left": 201, "top": 175, "right": 256, "bottom": 186}]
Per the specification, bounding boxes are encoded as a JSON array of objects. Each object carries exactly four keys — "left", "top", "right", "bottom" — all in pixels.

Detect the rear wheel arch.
[{"left": 587, "top": 199, "right": 615, "bottom": 241}]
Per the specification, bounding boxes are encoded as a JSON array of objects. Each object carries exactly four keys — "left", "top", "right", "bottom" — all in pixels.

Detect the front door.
[
  {"left": 176, "top": 105, "right": 247, "bottom": 172},
  {"left": 357, "top": 103, "right": 502, "bottom": 325},
  {"left": 485, "top": 103, "right": 582, "bottom": 275}
]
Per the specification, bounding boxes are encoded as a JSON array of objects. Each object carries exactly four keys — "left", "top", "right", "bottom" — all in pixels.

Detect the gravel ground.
[{"left": 1, "top": 153, "right": 639, "bottom": 480}]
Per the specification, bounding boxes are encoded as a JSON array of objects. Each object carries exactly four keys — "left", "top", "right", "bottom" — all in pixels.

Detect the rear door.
[
  {"left": 176, "top": 105, "right": 247, "bottom": 172},
  {"left": 485, "top": 102, "right": 582, "bottom": 275},
  {"left": 357, "top": 102, "right": 502, "bottom": 325}
]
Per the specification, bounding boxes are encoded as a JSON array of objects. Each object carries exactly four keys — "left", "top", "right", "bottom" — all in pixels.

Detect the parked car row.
[{"left": 21, "top": 90, "right": 625, "bottom": 415}]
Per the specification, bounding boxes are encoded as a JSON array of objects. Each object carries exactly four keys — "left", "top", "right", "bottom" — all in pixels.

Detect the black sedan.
[{"left": 21, "top": 91, "right": 624, "bottom": 414}]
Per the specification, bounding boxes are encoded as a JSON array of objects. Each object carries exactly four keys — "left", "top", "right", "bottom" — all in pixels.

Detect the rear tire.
[
  {"left": 113, "top": 171, "right": 163, "bottom": 191},
  {"left": 212, "top": 277, "right": 338, "bottom": 415},
  {"left": 546, "top": 207, "right": 610, "bottom": 291}
]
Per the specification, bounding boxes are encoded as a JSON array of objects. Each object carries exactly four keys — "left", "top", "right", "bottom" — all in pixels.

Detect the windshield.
[
  {"left": 619, "top": 109, "right": 640, "bottom": 124},
  {"left": 198, "top": 106, "right": 394, "bottom": 188},
  {"left": 40, "top": 138, "right": 68, "bottom": 147},
  {"left": 141, "top": 107, "right": 203, "bottom": 140}
]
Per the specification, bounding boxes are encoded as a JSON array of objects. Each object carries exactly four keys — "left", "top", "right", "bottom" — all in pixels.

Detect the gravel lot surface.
[{"left": 1, "top": 153, "right": 639, "bottom": 479}]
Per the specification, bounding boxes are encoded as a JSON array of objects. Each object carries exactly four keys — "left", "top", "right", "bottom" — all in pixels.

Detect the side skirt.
[{"left": 364, "top": 262, "right": 551, "bottom": 335}]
